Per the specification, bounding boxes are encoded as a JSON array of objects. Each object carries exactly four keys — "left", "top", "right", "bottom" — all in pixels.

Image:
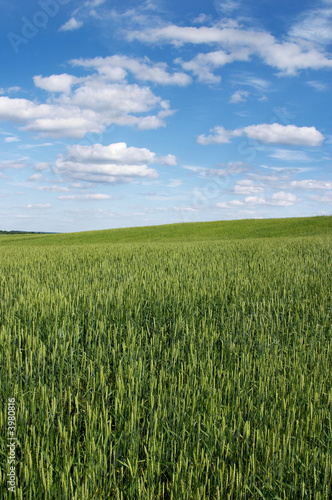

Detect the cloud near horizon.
[{"left": 217, "top": 191, "right": 298, "bottom": 208}]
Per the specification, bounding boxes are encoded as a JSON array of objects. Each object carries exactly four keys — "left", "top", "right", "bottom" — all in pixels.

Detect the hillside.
[{"left": 0, "top": 215, "right": 331, "bottom": 247}]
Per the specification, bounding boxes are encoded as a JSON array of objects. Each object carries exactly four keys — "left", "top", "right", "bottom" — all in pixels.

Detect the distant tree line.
[{"left": 0, "top": 230, "right": 57, "bottom": 234}]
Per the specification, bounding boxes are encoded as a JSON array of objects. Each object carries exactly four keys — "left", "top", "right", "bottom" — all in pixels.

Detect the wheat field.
[{"left": 1, "top": 217, "right": 331, "bottom": 498}]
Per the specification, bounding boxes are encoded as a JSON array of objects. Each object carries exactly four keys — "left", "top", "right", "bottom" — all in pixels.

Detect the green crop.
[{"left": 0, "top": 217, "right": 331, "bottom": 499}]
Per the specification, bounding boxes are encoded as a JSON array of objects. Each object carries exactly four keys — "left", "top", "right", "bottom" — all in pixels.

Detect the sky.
[{"left": 0, "top": 0, "right": 331, "bottom": 232}]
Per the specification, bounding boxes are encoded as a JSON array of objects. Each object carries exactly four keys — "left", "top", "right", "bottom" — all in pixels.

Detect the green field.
[{"left": 1, "top": 216, "right": 331, "bottom": 499}]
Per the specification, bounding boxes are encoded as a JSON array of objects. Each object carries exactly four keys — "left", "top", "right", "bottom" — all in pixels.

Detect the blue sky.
[{"left": 0, "top": 0, "right": 331, "bottom": 232}]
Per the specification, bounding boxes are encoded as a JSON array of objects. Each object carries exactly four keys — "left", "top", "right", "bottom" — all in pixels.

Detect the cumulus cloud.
[
  {"left": 34, "top": 74, "right": 80, "bottom": 93},
  {"left": 71, "top": 55, "right": 192, "bottom": 86},
  {"left": 0, "top": 54, "right": 182, "bottom": 140},
  {"left": 243, "top": 123, "right": 324, "bottom": 146},
  {"left": 0, "top": 96, "right": 102, "bottom": 138},
  {"left": 197, "top": 126, "right": 232, "bottom": 145},
  {"left": 198, "top": 123, "right": 324, "bottom": 146},
  {"left": 59, "top": 17, "right": 83, "bottom": 32},
  {"left": 0, "top": 71, "right": 172, "bottom": 138},
  {"left": 54, "top": 142, "right": 173, "bottom": 184},
  {"left": 157, "top": 154, "right": 177, "bottom": 166}
]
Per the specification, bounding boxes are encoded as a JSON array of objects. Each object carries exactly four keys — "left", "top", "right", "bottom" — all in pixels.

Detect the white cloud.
[
  {"left": 54, "top": 142, "right": 171, "bottom": 184},
  {"left": 184, "top": 161, "right": 247, "bottom": 177},
  {"left": 8, "top": 86, "right": 21, "bottom": 94},
  {"left": 243, "top": 123, "right": 324, "bottom": 146},
  {"left": 129, "top": 24, "right": 332, "bottom": 77},
  {"left": 289, "top": 6, "right": 332, "bottom": 44},
  {"left": 59, "top": 17, "right": 83, "bottom": 32},
  {"left": 269, "top": 149, "right": 311, "bottom": 161},
  {"left": 71, "top": 55, "right": 191, "bottom": 86},
  {"left": 20, "top": 143, "right": 53, "bottom": 149},
  {"left": 0, "top": 160, "right": 26, "bottom": 170},
  {"left": 173, "top": 206, "right": 199, "bottom": 212},
  {"left": 192, "top": 13, "right": 211, "bottom": 25},
  {"left": 289, "top": 179, "right": 332, "bottom": 190},
  {"left": 216, "top": 199, "right": 245, "bottom": 208},
  {"left": 0, "top": 72, "right": 172, "bottom": 138},
  {"left": 85, "top": 0, "right": 106, "bottom": 7},
  {"left": 157, "top": 154, "right": 177, "bottom": 166},
  {"left": 268, "top": 191, "right": 297, "bottom": 206},
  {"left": 34, "top": 162, "right": 50, "bottom": 171},
  {"left": 166, "top": 179, "right": 182, "bottom": 188},
  {"left": 198, "top": 126, "right": 232, "bottom": 145},
  {"left": 230, "top": 90, "right": 249, "bottom": 103},
  {"left": 308, "top": 193, "right": 332, "bottom": 204},
  {"left": 217, "top": 191, "right": 297, "bottom": 208},
  {"left": 58, "top": 194, "right": 111, "bottom": 200},
  {"left": 0, "top": 96, "right": 102, "bottom": 139},
  {"left": 28, "top": 174, "right": 42, "bottom": 181},
  {"left": 198, "top": 123, "right": 324, "bottom": 147},
  {"left": 127, "top": 25, "right": 238, "bottom": 45},
  {"left": 37, "top": 185, "right": 71, "bottom": 192},
  {"left": 34, "top": 74, "right": 80, "bottom": 93},
  {"left": 244, "top": 192, "right": 297, "bottom": 206},
  {"left": 4, "top": 136, "right": 20, "bottom": 143},
  {"left": 177, "top": 49, "right": 250, "bottom": 83},
  {"left": 26, "top": 204, "right": 51, "bottom": 208},
  {"left": 233, "top": 76, "right": 270, "bottom": 91},
  {"left": 65, "top": 142, "right": 156, "bottom": 164},
  {"left": 306, "top": 80, "right": 328, "bottom": 91},
  {"left": 259, "top": 40, "right": 332, "bottom": 75},
  {"left": 214, "top": 0, "right": 241, "bottom": 15},
  {"left": 60, "top": 81, "right": 163, "bottom": 114},
  {"left": 234, "top": 179, "right": 264, "bottom": 194}
]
